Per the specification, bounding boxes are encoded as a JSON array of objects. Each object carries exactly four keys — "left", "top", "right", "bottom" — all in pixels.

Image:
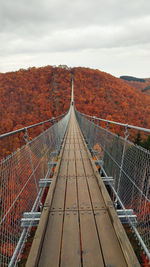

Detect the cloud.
[{"left": 0, "top": 0, "right": 150, "bottom": 76}]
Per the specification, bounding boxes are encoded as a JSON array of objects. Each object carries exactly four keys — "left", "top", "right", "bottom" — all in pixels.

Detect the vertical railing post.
[
  {"left": 23, "top": 128, "right": 42, "bottom": 210},
  {"left": 89, "top": 116, "right": 95, "bottom": 150},
  {"left": 41, "top": 123, "right": 48, "bottom": 178},
  {"left": 117, "top": 125, "right": 129, "bottom": 196},
  {"left": 41, "top": 123, "right": 47, "bottom": 147},
  {"left": 41, "top": 123, "right": 44, "bottom": 132},
  {"left": 81, "top": 114, "right": 85, "bottom": 136},
  {"left": 53, "top": 117, "right": 60, "bottom": 154},
  {"left": 100, "top": 121, "right": 109, "bottom": 176},
  {"left": 41, "top": 123, "right": 45, "bottom": 135}
]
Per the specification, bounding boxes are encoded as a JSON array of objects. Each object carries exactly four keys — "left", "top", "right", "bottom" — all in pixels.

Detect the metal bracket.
[
  {"left": 94, "top": 160, "right": 102, "bottom": 165},
  {"left": 21, "top": 212, "right": 41, "bottom": 227},
  {"left": 39, "top": 178, "right": 52, "bottom": 188},
  {"left": 116, "top": 209, "right": 137, "bottom": 225},
  {"left": 48, "top": 161, "right": 57, "bottom": 168},
  {"left": 50, "top": 151, "right": 58, "bottom": 158},
  {"left": 92, "top": 149, "right": 99, "bottom": 155},
  {"left": 101, "top": 176, "right": 114, "bottom": 185},
  {"left": 48, "top": 161, "right": 57, "bottom": 175},
  {"left": 23, "top": 128, "right": 29, "bottom": 144},
  {"left": 89, "top": 148, "right": 100, "bottom": 157}
]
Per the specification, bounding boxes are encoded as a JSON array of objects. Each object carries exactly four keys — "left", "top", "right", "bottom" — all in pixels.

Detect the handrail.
[
  {"left": 0, "top": 113, "right": 66, "bottom": 139},
  {"left": 76, "top": 109, "right": 150, "bottom": 133}
]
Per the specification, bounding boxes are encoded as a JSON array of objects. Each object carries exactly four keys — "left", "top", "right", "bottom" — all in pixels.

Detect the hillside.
[
  {"left": 120, "top": 76, "right": 150, "bottom": 96},
  {"left": 0, "top": 66, "right": 71, "bottom": 134},
  {"left": 0, "top": 65, "right": 150, "bottom": 135},
  {"left": 73, "top": 68, "right": 150, "bottom": 129}
]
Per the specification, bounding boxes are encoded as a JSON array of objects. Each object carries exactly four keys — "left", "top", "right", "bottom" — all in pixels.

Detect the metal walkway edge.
[{"left": 26, "top": 107, "right": 140, "bottom": 267}]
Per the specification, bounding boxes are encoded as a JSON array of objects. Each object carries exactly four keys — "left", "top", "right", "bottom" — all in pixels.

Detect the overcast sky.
[{"left": 0, "top": 0, "right": 150, "bottom": 77}]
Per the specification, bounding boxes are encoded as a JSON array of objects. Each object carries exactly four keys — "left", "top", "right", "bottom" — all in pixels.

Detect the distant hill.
[
  {"left": 120, "top": 76, "right": 150, "bottom": 96},
  {"left": 120, "top": 76, "right": 146, "bottom": 83}
]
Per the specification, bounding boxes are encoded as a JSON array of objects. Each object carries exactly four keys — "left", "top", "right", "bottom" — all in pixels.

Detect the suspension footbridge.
[
  {"left": 27, "top": 106, "right": 139, "bottom": 267},
  {"left": 0, "top": 82, "right": 150, "bottom": 266}
]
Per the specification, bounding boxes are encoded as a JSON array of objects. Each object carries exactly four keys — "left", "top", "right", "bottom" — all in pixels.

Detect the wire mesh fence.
[
  {"left": 75, "top": 109, "right": 150, "bottom": 259},
  {"left": 0, "top": 110, "right": 70, "bottom": 266},
  {"left": 0, "top": 115, "right": 64, "bottom": 162}
]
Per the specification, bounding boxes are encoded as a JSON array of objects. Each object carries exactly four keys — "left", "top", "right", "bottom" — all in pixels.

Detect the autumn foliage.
[
  {"left": 0, "top": 66, "right": 71, "bottom": 135},
  {"left": 0, "top": 65, "right": 150, "bottom": 136},
  {"left": 73, "top": 67, "right": 150, "bottom": 129}
]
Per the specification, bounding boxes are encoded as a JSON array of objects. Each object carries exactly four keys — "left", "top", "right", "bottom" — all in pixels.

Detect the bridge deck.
[{"left": 27, "top": 108, "right": 140, "bottom": 267}]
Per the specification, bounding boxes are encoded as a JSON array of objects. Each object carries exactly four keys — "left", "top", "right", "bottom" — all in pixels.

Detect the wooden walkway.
[{"left": 27, "top": 107, "right": 140, "bottom": 267}]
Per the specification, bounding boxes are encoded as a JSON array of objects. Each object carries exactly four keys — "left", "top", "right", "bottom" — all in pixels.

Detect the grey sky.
[{"left": 0, "top": 0, "right": 150, "bottom": 77}]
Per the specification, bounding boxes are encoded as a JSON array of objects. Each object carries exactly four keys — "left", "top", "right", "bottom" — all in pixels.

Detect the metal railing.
[
  {"left": 0, "top": 114, "right": 66, "bottom": 140},
  {"left": 75, "top": 109, "right": 150, "bottom": 260},
  {"left": 0, "top": 110, "right": 70, "bottom": 266}
]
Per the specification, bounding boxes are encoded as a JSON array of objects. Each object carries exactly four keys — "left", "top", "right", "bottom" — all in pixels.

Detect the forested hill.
[
  {"left": 0, "top": 66, "right": 71, "bottom": 134},
  {"left": 74, "top": 67, "right": 150, "bottom": 128},
  {"left": 0, "top": 65, "right": 150, "bottom": 135}
]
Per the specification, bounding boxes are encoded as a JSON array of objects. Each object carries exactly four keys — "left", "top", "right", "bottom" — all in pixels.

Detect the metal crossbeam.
[
  {"left": 94, "top": 160, "right": 103, "bottom": 165},
  {"left": 91, "top": 149, "right": 100, "bottom": 155},
  {"left": 39, "top": 178, "right": 52, "bottom": 188},
  {"left": 50, "top": 152, "right": 58, "bottom": 158},
  {"left": 101, "top": 177, "right": 114, "bottom": 185},
  {"left": 21, "top": 212, "right": 41, "bottom": 227},
  {"left": 117, "top": 209, "right": 137, "bottom": 225},
  {"left": 117, "top": 209, "right": 134, "bottom": 215},
  {"left": 48, "top": 161, "right": 57, "bottom": 167}
]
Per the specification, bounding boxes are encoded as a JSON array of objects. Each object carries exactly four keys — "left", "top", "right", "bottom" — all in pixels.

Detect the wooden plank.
[
  {"left": 51, "top": 178, "right": 66, "bottom": 211},
  {"left": 65, "top": 178, "right": 78, "bottom": 210},
  {"left": 80, "top": 211, "right": 104, "bottom": 267},
  {"left": 77, "top": 177, "right": 92, "bottom": 210},
  {"left": 76, "top": 159, "right": 85, "bottom": 177},
  {"left": 69, "top": 143, "right": 75, "bottom": 149},
  {"left": 80, "top": 149, "right": 89, "bottom": 159},
  {"left": 61, "top": 211, "right": 81, "bottom": 267},
  {"left": 74, "top": 143, "right": 80, "bottom": 150},
  {"left": 83, "top": 159, "right": 94, "bottom": 176},
  {"left": 68, "top": 159, "right": 76, "bottom": 176},
  {"left": 75, "top": 149, "right": 81, "bottom": 159},
  {"left": 95, "top": 210, "right": 127, "bottom": 267},
  {"left": 38, "top": 212, "right": 63, "bottom": 267},
  {"left": 87, "top": 176, "right": 106, "bottom": 210},
  {"left": 63, "top": 143, "right": 69, "bottom": 149},
  {"left": 74, "top": 138, "right": 79, "bottom": 144},
  {"left": 59, "top": 160, "right": 68, "bottom": 176},
  {"left": 79, "top": 143, "right": 85, "bottom": 151},
  {"left": 62, "top": 148, "right": 69, "bottom": 159},
  {"left": 69, "top": 148, "right": 75, "bottom": 160},
  {"left": 77, "top": 135, "right": 86, "bottom": 149}
]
